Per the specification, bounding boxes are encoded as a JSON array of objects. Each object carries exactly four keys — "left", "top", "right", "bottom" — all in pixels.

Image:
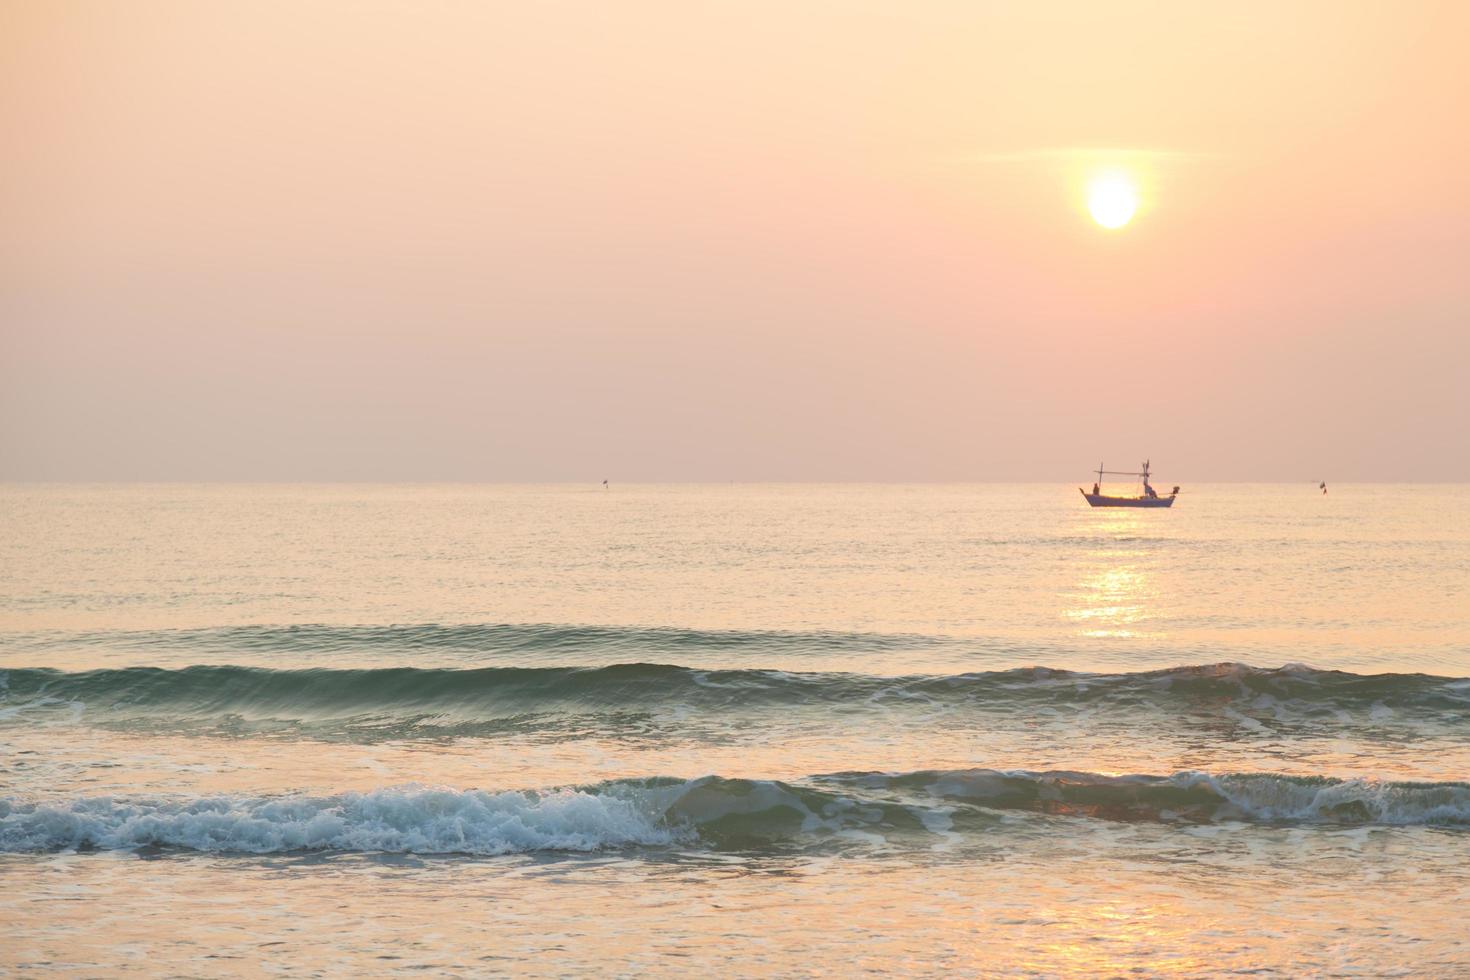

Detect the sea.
[{"left": 2, "top": 483, "right": 1468, "bottom": 976}]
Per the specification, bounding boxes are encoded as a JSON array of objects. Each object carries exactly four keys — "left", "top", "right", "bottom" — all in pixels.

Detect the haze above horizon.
[{"left": 3, "top": 2, "right": 1466, "bottom": 482}]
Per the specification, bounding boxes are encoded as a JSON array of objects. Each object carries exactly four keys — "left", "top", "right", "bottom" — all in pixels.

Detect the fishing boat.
[{"left": 1080, "top": 461, "right": 1179, "bottom": 508}]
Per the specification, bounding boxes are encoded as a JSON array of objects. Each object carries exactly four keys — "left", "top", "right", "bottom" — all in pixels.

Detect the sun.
[{"left": 1087, "top": 172, "right": 1138, "bottom": 229}]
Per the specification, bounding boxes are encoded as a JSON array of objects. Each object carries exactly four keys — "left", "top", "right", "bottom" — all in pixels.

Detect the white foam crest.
[
  {"left": 0, "top": 786, "right": 689, "bottom": 855},
  {"left": 1175, "top": 773, "right": 1470, "bottom": 825}
]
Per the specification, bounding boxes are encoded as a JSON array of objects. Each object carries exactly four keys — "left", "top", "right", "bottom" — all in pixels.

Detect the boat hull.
[{"left": 1080, "top": 489, "right": 1176, "bottom": 508}]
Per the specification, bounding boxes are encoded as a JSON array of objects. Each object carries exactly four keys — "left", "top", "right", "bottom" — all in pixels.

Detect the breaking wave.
[{"left": 3, "top": 769, "right": 1467, "bottom": 855}]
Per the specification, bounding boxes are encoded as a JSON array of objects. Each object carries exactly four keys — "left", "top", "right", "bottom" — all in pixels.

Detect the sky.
[{"left": 2, "top": 1, "right": 1467, "bottom": 481}]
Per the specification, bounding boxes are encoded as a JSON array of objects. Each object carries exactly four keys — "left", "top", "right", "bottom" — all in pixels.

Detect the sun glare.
[{"left": 1087, "top": 172, "right": 1138, "bottom": 229}]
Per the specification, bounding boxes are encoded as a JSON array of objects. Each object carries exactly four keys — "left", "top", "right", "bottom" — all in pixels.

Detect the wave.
[
  {"left": 2, "top": 662, "right": 1467, "bottom": 741},
  {"left": 1, "top": 623, "right": 943, "bottom": 658},
  {"left": 4, "top": 769, "right": 1467, "bottom": 855}
]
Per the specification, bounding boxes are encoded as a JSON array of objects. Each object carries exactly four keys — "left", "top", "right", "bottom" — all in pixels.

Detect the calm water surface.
[{"left": 2, "top": 484, "right": 1468, "bottom": 975}]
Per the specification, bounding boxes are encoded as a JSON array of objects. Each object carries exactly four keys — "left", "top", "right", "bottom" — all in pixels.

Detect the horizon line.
[{"left": 1, "top": 480, "right": 1462, "bottom": 487}]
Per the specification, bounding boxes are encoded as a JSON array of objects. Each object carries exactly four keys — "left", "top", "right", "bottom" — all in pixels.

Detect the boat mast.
[{"left": 1093, "top": 462, "right": 1153, "bottom": 491}]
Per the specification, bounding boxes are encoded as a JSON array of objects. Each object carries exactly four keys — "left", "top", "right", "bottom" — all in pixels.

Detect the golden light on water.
[
  {"left": 1065, "top": 565, "right": 1151, "bottom": 638},
  {"left": 1064, "top": 509, "right": 1158, "bottom": 639},
  {"left": 1087, "top": 171, "right": 1139, "bottom": 229}
]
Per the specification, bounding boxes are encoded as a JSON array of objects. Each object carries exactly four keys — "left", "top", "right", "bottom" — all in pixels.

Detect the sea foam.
[
  {"left": 4, "top": 770, "right": 1468, "bottom": 856},
  {"left": 0, "top": 786, "right": 687, "bottom": 855}
]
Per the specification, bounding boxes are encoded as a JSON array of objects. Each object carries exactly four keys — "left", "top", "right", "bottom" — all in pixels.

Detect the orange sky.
[{"left": 2, "top": 1, "right": 1466, "bottom": 480}]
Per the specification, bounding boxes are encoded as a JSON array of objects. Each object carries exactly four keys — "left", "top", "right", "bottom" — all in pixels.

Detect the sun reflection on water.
[
  {"left": 1065, "top": 566, "right": 1154, "bottom": 638},
  {"left": 1064, "top": 512, "right": 1161, "bottom": 639}
]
